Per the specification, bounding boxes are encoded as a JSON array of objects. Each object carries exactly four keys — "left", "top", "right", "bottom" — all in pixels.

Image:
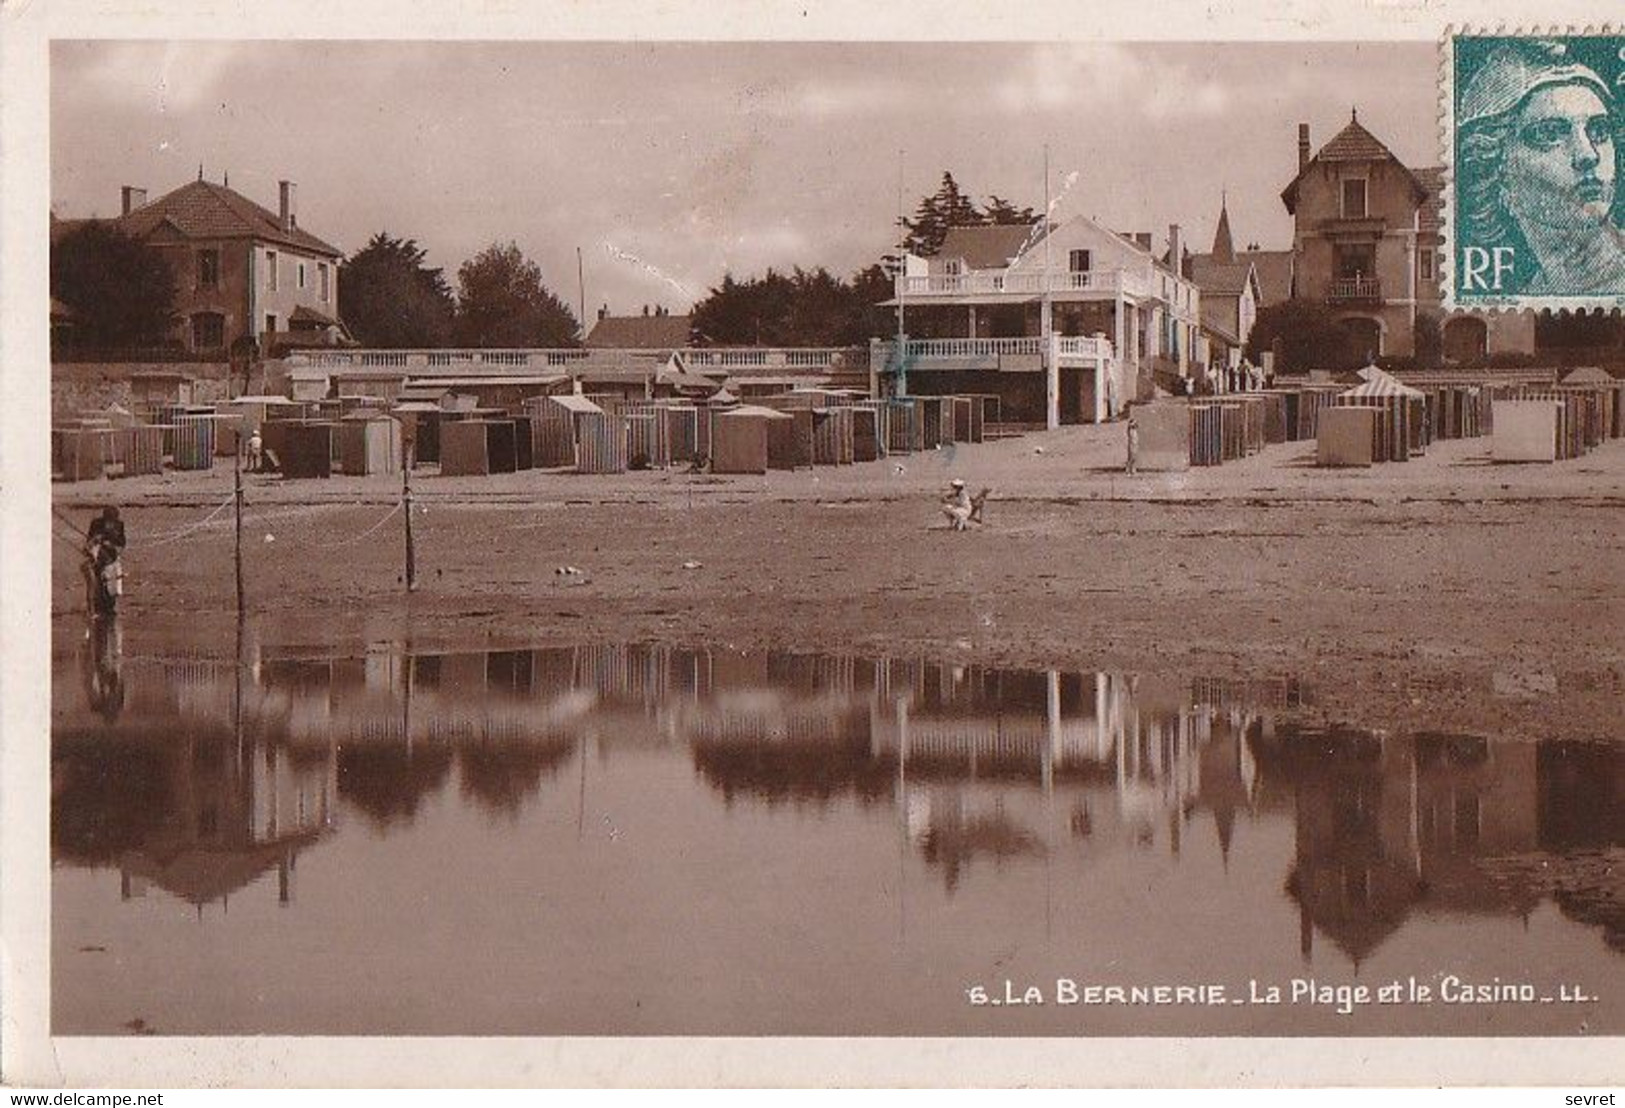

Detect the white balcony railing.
[
  {"left": 288, "top": 347, "right": 869, "bottom": 375},
  {"left": 681, "top": 347, "right": 856, "bottom": 370},
  {"left": 899, "top": 269, "right": 1147, "bottom": 299},
  {"left": 1056, "top": 335, "right": 1114, "bottom": 360},
  {"left": 1328, "top": 277, "right": 1382, "bottom": 301},
  {"left": 294, "top": 348, "right": 595, "bottom": 369},
  {"left": 875, "top": 335, "right": 1113, "bottom": 365}
]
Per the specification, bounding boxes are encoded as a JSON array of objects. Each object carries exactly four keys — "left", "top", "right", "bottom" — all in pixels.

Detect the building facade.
[
  {"left": 1282, "top": 115, "right": 1534, "bottom": 361},
  {"left": 875, "top": 217, "right": 1202, "bottom": 427},
  {"left": 1187, "top": 200, "right": 1265, "bottom": 375},
  {"left": 87, "top": 178, "right": 347, "bottom": 355}
]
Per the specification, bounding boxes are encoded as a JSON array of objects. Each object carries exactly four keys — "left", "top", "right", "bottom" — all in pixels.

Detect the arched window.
[
  {"left": 1442, "top": 316, "right": 1488, "bottom": 363},
  {"left": 1338, "top": 317, "right": 1382, "bottom": 361}
]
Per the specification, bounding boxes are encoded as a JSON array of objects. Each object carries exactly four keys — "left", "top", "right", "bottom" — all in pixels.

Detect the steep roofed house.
[
  {"left": 78, "top": 177, "right": 347, "bottom": 355},
  {"left": 1187, "top": 197, "right": 1265, "bottom": 373},
  {"left": 1282, "top": 114, "right": 1532, "bottom": 362}
]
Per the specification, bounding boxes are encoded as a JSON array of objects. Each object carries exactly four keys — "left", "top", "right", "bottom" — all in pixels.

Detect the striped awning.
[{"left": 1341, "top": 376, "right": 1425, "bottom": 399}]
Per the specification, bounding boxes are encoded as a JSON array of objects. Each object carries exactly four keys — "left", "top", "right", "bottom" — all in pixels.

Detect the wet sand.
[{"left": 50, "top": 424, "right": 1625, "bottom": 742}]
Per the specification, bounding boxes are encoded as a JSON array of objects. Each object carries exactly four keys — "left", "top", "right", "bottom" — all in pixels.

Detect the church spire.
[{"left": 1212, "top": 192, "right": 1236, "bottom": 263}]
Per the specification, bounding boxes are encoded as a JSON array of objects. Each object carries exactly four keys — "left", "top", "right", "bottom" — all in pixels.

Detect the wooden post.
[
  {"left": 234, "top": 446, "right": 245, "bottom": 614},
  {"left": 403, "top": 444, "right": 416, "bottom": 592}
]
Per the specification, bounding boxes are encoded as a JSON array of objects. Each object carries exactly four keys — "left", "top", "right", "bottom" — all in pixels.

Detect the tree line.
[
  {"left": 50, "top": 170, "right": 1040, "bottom": 352},
  {"left": 49, "top": 226, "right": 581, "bottom": 351}
]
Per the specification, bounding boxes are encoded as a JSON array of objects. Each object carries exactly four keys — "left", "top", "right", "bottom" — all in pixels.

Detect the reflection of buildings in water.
[
  {"left": 1533, "top": 742, "right": 1625, "bottom": 951},
  {"left": 1254, "top": 726, "right": 1623, "bottom": 964},
  {"left": 873, "top": 667, "right": 1268, "bottom": 886},
  {"left": 1273, "top": 728, "right": 1429, "bottom": 967},
  {"left": 909, "top": 793, "right": 1044, "bottom": 894},
  {"left": 51, "top": 638, "right": 1624, "bottom": 953},
  {"left": 53, "top": 719, "right": 335, "bottom": 913}
]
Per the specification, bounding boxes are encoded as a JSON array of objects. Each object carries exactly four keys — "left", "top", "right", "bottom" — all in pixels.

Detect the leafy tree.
[
  {"left": 50, "top": 221, "right": 177, "bottom": 348},
  {"left": 983, "top": 195, "right": 1038, "bottom": 226},
  {"left": 1245, "top": 300, "right": 1361, "bottom": 372},
  {"left": 339, "top": 233, "right": 456, "bottom": 347},
  {"left": 899, "top": 175, "right": 1042, "bottom": 257},
  {"left": 848, "top": 264, "right": 898, "bottom": 340},
  {"left": 453, "top": 241, "right": 580, "bottom": 348},
  {"left": 902, "top": 172, "right": 983, "bottom": 256},
  {"left": 691, "top": 265, "right": 895, "bottom": 347}
]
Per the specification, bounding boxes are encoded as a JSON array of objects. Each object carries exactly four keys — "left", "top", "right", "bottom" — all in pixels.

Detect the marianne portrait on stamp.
[{"left": 1457, "top": 39, "right": 1625, "bottom": 297}]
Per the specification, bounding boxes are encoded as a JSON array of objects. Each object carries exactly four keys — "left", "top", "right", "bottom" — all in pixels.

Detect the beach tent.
[
  {"left": 712, "top": 405, "right": 792, "bottom": 474},
  {"left": 1492, "top": 400, "right": 1562, "bottom": 462},
  {"left": 282, "top": 422, "right": 336, "bottom": 478},
  {"left": 337, "top": 415, "right": 402, "bottom": 475},
  {"left": 439, "top": 419, "right": 518, "bottom": 476},
  {"left": 1134, "top": 401, "right": 1191, "bottom": 471},
  {"left": 525, "top": 394, "right": 605, "bottom": 468},
  {"left": 1316, "top": 406, "right": 1378, "bottom": 467},
  {"left": 811, "top": 406, "right": 855, "bottom": 465},
  {"left": 1337, "top": 374, "right": 1428, "bottom": 460},
  {"left": 575, "top": 410, "right": 628, "bottom": 474}
]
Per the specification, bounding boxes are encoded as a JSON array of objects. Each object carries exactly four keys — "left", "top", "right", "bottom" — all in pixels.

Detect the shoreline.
[{"left": 47, "top": 427, "right": 1625, "bottom": 745}]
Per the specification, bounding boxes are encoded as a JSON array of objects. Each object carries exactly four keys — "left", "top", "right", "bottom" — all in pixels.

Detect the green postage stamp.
[{"left": 1445, "top": 32, "right": 1625, "bottom": 308}]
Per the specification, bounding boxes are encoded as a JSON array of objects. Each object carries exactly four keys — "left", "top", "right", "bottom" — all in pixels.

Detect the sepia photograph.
[{"left": 3, "top": 0, "right": 1622, "bottom": 1091}]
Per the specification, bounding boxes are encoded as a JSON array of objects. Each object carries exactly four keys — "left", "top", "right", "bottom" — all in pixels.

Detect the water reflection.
[{"left": 52, "top": 637, "right": 1622, "bottom": 966}]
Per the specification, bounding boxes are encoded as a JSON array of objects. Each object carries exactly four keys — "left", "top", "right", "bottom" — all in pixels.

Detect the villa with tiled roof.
[
  {"left": 1280, "top": 113, "right": 1533, "bottom": 362},
  {"left": 68, "top": 177, "right": 348, "bottom": 354}
]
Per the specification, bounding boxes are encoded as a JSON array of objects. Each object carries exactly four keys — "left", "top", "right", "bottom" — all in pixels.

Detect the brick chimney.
[
  {"left": 1168, "top": 223, "right": 1185, "bottom": 273},
  {"left": 1134, "top": 232, "right": 1153, "bottom": 252},
  {"left": 120, "top": 186, "right": 147, "bottom": 215},
  {"left": 597, "top": 304, "right": 608, "bottom": 321},
  {"left": 1298, "top": 123, "right": 1311, "bottom": 172},
  {"left": 278, "top": 180, "right": 297, "bottom": 231}
]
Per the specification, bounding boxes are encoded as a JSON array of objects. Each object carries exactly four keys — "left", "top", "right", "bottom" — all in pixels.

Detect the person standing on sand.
[
  {"left": 1125, "top": 417, "right": 1140, "bottom": 475},
  {"left": 84, "top": 506, "right": 126, "bottom": 617}
]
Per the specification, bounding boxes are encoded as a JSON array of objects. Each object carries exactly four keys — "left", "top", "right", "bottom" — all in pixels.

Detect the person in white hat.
[
  {"left": 941, "top": 477, "right": 973, "bottom": 531},
  {"left": 1458, "top": 39, "right": 1623, "bottom": 295}
]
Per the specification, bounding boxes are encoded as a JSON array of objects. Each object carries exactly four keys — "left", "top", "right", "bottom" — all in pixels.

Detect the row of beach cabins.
[
  {"left": 50, "top": 363, "right": 1624, "bottom": 483},
  {"left": 51, "top": 384, "right": 1016, "bottom": 482},
  {"left": 1128, "top": 365, "right": 1624, "bottom": 470}
]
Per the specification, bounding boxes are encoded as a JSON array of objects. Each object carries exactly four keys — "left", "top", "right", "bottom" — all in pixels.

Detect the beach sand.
[{"left": 49, "top": 423, "right": 1625, "bottom": 742}]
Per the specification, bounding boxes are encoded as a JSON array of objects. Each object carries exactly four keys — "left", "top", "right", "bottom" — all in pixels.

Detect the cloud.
[
  {"left": 59, "top": 41, "right": 248, "bottom": 115},
  {"left": 995, "top": 43, "right": 1232, "bottom": 120}
]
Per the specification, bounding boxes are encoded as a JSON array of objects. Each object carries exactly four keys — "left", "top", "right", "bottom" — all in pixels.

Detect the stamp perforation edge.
[{"left": 1439, "top": 25, "right": 1625, "bottom": 316}]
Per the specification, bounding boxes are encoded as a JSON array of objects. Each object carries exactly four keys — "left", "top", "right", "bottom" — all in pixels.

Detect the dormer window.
[
  {"left": 943, "top": 259, "right": 964, "bottom": 276},
  {"left": 1069, "top": 249, "right": 1091, "bottom": 273},
  {"left": 1342, "top": 178, "right": 1368, "bottom": 219}
]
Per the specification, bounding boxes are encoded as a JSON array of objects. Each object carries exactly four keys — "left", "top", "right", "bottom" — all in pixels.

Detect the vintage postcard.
[{"left": 2, "top": 0, "right": 1622, "bottom": 1091}]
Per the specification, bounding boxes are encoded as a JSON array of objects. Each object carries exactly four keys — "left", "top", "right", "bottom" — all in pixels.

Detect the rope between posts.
[
  {"left": 304, "top": 500, "right": 404, "bottom": 550},
  {"left": 143, "top": 494, "right": 239, "bottom": 548}
]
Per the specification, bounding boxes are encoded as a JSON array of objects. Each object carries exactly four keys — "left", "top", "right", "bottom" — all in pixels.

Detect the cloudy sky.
[{"left": 52, "top": 40, "right": 1436, "bottom": 325}]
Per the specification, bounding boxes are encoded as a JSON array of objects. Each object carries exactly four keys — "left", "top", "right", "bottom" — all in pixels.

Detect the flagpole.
[
  {"left": 896, "top": 149, "right": 907, "bottom": 399},
  {"left": 1043, "top": 144, "right": 1056, "bottom": 429}
]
